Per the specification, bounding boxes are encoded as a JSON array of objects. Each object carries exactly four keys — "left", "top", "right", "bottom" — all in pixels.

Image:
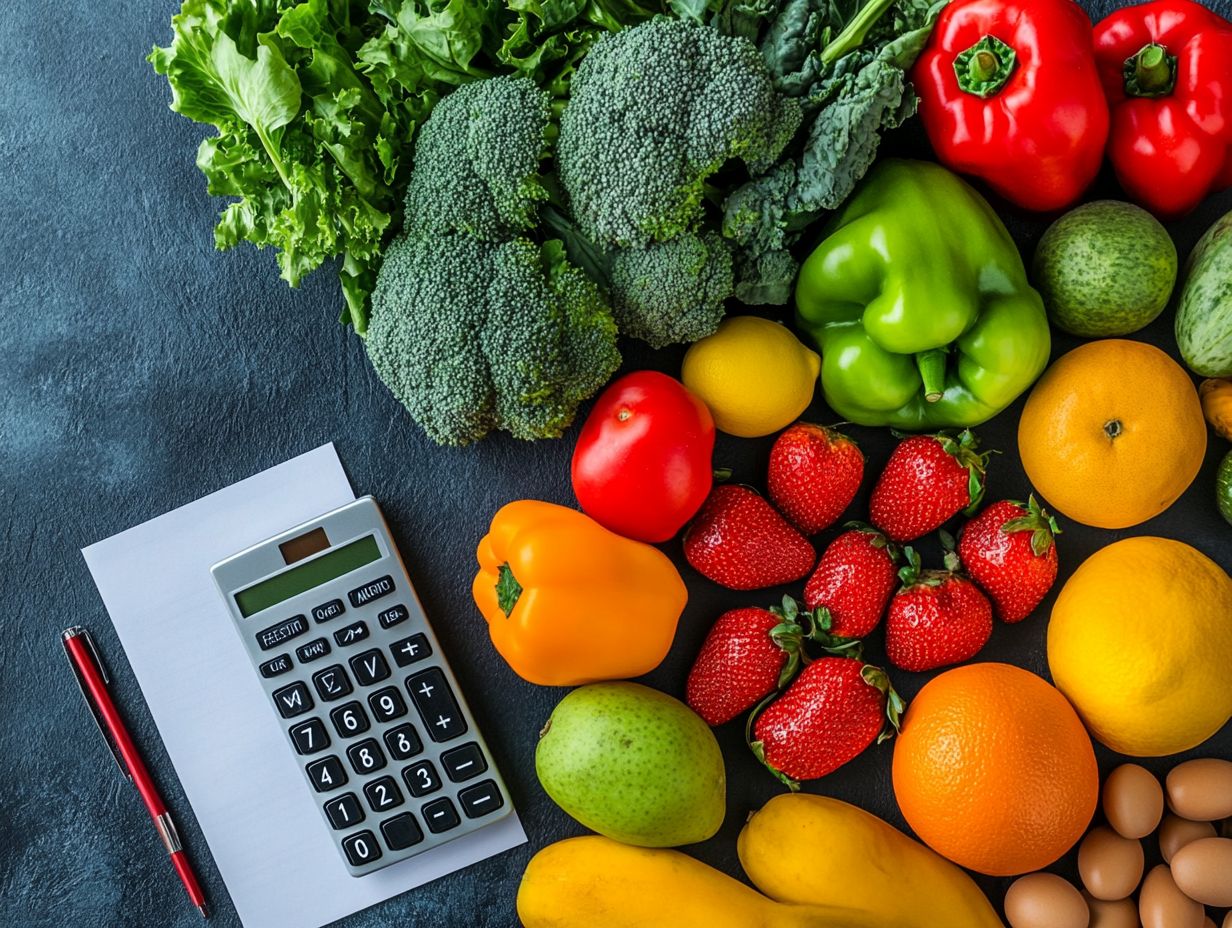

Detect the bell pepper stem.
[
  {"left": 954, "top": 35, "right": 1017, "bottom": 98},
  {"left": 495, "top": 564, "right": 523, "bottom": 617},
  {"left": 1124, "top": 43, "right": 1177, "bottom": 98},
  {"left": 915, "top": 349, "right": 947, "bottom": 403}
]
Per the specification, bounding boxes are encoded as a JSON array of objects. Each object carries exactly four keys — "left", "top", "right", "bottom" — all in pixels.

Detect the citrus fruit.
[
  {"left": 891, "top": 663, "right": 1098, "bottom": 877},
  {"left": 1032, "top": 201, "right": 1176, "bottom": 337},
  {"left": 1048, "top": 537, "right": 1232, "bottom": 757},
  {"left": 1017, "top": 340, "right": 1206, "bottom": 529},
  {"left": 681, "top": 316, "right": 819, "bottom": 437}
]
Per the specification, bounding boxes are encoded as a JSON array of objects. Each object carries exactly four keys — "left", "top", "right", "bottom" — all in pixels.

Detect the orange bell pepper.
[{"left": 473, "top": 500, "right": 687, "bottom": 686}]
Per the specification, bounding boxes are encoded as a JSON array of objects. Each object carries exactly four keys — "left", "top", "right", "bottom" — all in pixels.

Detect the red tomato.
[{"left": 572, "top": 371, "right": 715, "bottom": 543}]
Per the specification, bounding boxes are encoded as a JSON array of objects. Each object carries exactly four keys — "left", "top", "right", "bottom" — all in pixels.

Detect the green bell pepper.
[{"left": 794, "top": 159, "right": 1050, "bottom": 430}]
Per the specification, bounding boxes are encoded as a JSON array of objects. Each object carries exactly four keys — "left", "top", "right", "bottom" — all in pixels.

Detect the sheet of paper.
[{"left": 82, "top": 444, "right": 525, "bottom": 928}]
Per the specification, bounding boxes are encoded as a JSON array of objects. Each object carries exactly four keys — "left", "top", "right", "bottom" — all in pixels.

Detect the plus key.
[
  {"left": 390, "top": 633, "right": 431, "bottom": 668},
  {"left": 406, "top": 668, "right": 467, "bottom": 743}
]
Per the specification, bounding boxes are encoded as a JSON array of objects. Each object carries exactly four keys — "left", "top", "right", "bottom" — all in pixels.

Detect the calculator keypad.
[{"left": 217, "top": 499, "right": 512, "bottom": 878}]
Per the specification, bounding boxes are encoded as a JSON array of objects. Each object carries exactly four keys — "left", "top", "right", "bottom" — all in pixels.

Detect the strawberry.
[
  {"left": 686, "top": 598, "right": 810, "bottom": 726},
  {"left": 750, "top": 654, "right": 903, "bottom": 787},
  {"left": 767, "top": 423, "right": 864, "bottom": 535},
  {"left": 958, "top": 496, "right": 1060, "bottom": 623},
  {"left": 802, "top": 525, "right": 898, "bottom": 638},
  {"left": 683, "top": 485, "right": 816, "bottom": 590},
  {"left": 869, "top": 430, "right": 989, "bottom": 542},
  {"left": 885, "top": 548, "right": 993, "bottom": 672}
]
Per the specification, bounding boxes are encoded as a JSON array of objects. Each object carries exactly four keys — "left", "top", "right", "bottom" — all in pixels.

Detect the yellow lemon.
[
  {"left": 1047, "top": 537, "right": 1232, "bottom": 756},
  {"left": 682, "top": 317, "right": 820, "bottom": 437}
]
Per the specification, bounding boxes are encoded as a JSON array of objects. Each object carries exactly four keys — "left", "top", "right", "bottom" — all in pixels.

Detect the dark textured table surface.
[{"left": 3, "top": 1, "right": 1231, "bottom": 926}]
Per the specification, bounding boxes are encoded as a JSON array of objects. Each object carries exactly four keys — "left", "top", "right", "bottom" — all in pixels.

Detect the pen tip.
[{"left": 198, "top": 903, "right": 209, "bottom": 920}]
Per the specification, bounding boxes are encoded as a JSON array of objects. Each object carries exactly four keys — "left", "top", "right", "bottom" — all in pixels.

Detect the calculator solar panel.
[{"left": 212, "top": 497, "right": 513, "bottom": 876}]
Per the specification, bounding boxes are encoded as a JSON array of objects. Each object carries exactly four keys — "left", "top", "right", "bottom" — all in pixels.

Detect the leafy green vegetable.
[
  {"left": 150, "top": 0, "right": 668, "bottom": 332},
  {"left": 720, "top": 0, "right": 943, "bottom": 303}
]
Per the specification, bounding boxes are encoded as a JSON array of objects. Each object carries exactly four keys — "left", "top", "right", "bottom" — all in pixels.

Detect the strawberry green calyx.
[
  {"left": 935, "top": 428, "right": 990, "bottom": 514},
  {"left": 861, "top": 665, "right": 905, "bottom": 743},
  {"left": 1001, "top": 494, "right": 1061, "bottom": 557},
  {"left": 767, "top": 595, "right": 808, "bottom": 686},
  {"left": 937, "top": 532, "right": 963, "bottom": 574},
  {"left": 495, "top": 564, "right": 523, "bottom": 617},
  {"left": 897, "top": 546, "right": 958, "bottom": 589},
  {"left": 843, "top": 520, "right": 900, "bottom": 561}
]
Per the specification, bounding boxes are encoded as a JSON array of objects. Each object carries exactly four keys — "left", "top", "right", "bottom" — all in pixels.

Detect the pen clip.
[{"left": 62, "top": 626, "right": 131, "bottom": 782}]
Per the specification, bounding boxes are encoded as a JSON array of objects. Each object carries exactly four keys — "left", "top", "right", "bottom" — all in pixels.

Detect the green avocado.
[
  {"left": 1217, "top": 449, "right": 1232, "bottom": 527},
  {"left": 1032, "top": 200, "right": 1177, "bottom": 337}
]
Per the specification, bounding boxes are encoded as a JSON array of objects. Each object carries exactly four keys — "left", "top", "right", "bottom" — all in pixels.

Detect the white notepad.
[{"left": 81, "top": 444, "right": 525, "bottom": 928}]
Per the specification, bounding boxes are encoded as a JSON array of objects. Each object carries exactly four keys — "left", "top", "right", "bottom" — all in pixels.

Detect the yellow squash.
[
  {"left": 739, "top": 794, "right": 1005, "bottom": 928},
  {"left": 517, "top": 836, "right": 880, "bottom": 928}
]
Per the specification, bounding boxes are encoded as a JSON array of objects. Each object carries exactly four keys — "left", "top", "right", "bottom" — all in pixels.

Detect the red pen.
[{"left": 62, "top": 626, "right": 209, "bottom": 919}]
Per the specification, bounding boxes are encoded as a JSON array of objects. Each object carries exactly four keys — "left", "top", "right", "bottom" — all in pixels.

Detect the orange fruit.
[
  {"left": 892, "top": 663, "right": 1098, "bottom": 877},
  {"left": 1017, "top": 339, "right": 1205, "bottom": 529}
]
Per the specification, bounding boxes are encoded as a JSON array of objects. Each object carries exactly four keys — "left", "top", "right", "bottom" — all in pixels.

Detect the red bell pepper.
[
  {"left": 1093, "top": 0, "right": 1232, "bottom": 218},
  {"left": 912, "top": 0, "right": 1110, "bottom": 212}
]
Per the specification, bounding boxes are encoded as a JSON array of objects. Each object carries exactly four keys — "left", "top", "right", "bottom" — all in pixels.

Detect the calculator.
[{"left": 211, "top": 496, "right": 513, "bottom": 876}]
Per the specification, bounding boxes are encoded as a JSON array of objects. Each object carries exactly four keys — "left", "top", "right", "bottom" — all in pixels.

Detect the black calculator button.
[
  {"left": 349, "top": 575, "right": 395, "bottom": 608},
  {"left": 369, "top": 686, "right": 407, "bottom": 723},
  {"left": 346, "top": 738, "right": 387, "bottom": 775},
  {"left": 459, "top": 779, "right": 505, "bottom": 819},
  {"left": 333, "top": 621, "right": 369, "bottom": 648},
  {"left": 422, "top": 797, "right": 461, "bottom": 834},
  {"left": 289, "top": 718, "right": 330, "bottom": 755},
  {"left": 342, "top": 830, "right": 382, "bottom": 866},
  {"left": 312, "top": 664, "right": 353, "bottom": 702},
  {"left": 402, "top": 759, "right": 442, "bottom": 797},
  {"left": 384, "top": 724, "right": 423, "bottom": 761},
  {"left": 324, "top": 793, "right": 364, "bottom": 830},
  {"left": 256, "top": 615, "right": 308, "bottom": 651},
  {"left": 441, "top": 742, "right": 488, "bottom": 783},
  {"left": 330, "top": 701, "right": 370, "bottom": 738},
  {"left": 380, "top": 813, "right": 423, "bottom": 851},
  {"left": 378, "top": 604, "right": 409, "bottom": 629},
  {"left": 363, "top": 775, "right": 404, "bottom": 813},
  {"left": 349, "top": 648, "right": 390, "bottom": 686},
  {"left": 390, "top": 633, "right": 431, "bottom": 668},
  {"left": 407, "top": 668, "right": 468, "bottom": 743},
  {"left": 312, "top": 599, "right": 345, "bottom": 623},
  {"left": 306, "top": 756, "right": 347, "bottom": 793},
  {"left": 259, "top": 654, "right": 292, "bottom": 678},
  {"left": 296, "top": 637, "right": 331, "bottom": 664},
  {"left": 272, "top": 682, "right": 313, "bottom": 719}
]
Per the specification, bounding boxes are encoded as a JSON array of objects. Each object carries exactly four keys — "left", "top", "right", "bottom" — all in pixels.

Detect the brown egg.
[
  {"left": 1078, "top": 826, "right": 1144, "bottom": 901},
  {"left": 1166, "top": 759, "right": 1232, "bottom": 821},
  {"left": 1203, "top": 919, "right": 1216, "bottom": 928},
  {"left": 1103, "top": 764, "right": 1165, "bottom": 839},
  {"left": 1005, "top": 873, "right": 1090, "bottom": 928},
  {"left": 1082, "top": 892, "right": 1139, "bottom": 928},
  {"left": 1170, "top": 836, "right": 1232, "bottom": 907},
  {"left": 1139, "top": 865, "right": 1204, "bottom": 928},
  {"left": 1159, "top": 814, "right": 1218, "bottom": 863},
  {"left": 1224, "top": 910, "right": 1232, "bottom": 928}
]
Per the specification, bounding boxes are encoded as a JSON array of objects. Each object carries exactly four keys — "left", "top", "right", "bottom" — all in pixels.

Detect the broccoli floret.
[
  {"left": 365, "top": 75, "right": 620, "bottom": 445},
  {"left": 607, "top": 233, "right": 734, "bottom": 347},
  {"left": 556, "top": 18, "right": 802, "bottom": 248},
  {"left": 367, "top": 232, "right": 619, "bottom": 445},
  {"left": 402, "top": 76, "right": 552, "bottom": 240}
]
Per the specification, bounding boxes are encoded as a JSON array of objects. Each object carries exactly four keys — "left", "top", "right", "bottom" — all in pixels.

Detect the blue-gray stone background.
[{"left": 2, "top": 1, "right": 1230, "bottom": 925}]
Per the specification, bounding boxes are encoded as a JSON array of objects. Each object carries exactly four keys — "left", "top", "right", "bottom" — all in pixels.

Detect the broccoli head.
[
  {"left": 366, "top": 232, "right": 619, "bottom": 445},
  {"left": 401, "top": 75, "right": 552, "bottom": 241},
  {"left": 607, "top": 232, "right": 734, "bottom": 348},
  {"left": 556, "top": 18, "right": 803, "bottom": 248}
]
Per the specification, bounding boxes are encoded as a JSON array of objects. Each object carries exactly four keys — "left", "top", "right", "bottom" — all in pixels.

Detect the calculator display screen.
[{"left": 235, "top": 535, "right": 381, "bottom": 617}]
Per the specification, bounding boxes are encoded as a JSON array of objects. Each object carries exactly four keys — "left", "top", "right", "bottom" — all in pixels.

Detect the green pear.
[{"left": 535, "top": 682, "right": 725, "bottom": 847}]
